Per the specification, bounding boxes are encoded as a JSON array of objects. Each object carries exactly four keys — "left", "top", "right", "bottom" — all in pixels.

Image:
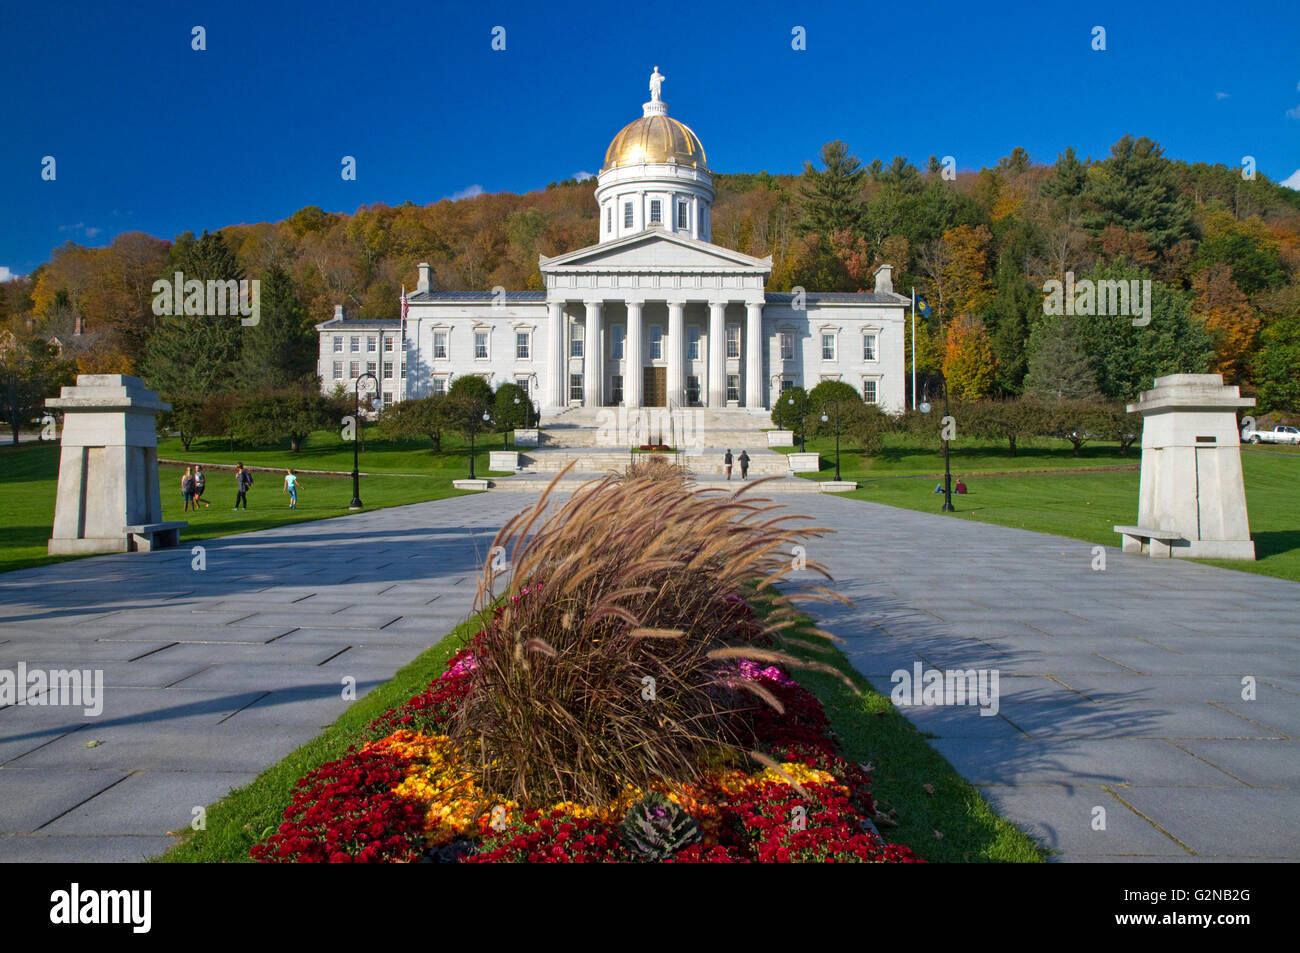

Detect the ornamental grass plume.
[{"left": 451, "top": 462, "right": 854, "bottom": 807}]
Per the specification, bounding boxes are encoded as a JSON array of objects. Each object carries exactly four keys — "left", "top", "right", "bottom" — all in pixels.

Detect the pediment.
[{"left": 540, "top": 229, "right": 771, "bottom": 274}]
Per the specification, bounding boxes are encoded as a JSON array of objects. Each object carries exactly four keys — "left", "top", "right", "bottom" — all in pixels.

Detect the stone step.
[
  {"left": 519, "top": 448, "right": 791, "bottom": 475},
  {"left": 487, "top": 473, "right": 824, "bottom": 494}
]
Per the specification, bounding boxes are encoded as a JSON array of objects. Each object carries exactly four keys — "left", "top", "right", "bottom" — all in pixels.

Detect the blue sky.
[{"left": 3, "top": 0, "right": 1298, "bottom": 278}]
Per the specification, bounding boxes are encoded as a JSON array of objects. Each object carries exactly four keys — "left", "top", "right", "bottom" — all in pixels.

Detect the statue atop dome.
[{"left": 649, "top": 66, "right": 665, "bottom": 103}]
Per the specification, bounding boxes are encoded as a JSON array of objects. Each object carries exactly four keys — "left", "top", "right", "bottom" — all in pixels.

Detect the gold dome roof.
[{"left": 602, "top": 114, "right": 708, "bottom": 172}]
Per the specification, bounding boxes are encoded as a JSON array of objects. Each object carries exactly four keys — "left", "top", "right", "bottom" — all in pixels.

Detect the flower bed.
[
  {"left": 251, "top": 471, "right": 922, "bottom": 863},
  {"left": 251, "top": 632, "right": 921, "bottom": 864}
]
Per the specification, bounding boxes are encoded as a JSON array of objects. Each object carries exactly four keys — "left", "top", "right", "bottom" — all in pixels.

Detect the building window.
[
  {"left": 863, "top": 333, "right": 877, "bottom": 361},
  {"left": 650, "top": 199, "right": 662, "bottom": 224},
  {"left": 332, "top": 361, "right": 343, "bottom": 380},
  {"left": 516, "top": 331, "right": 530, "bottom": 360},
  {"left": 349, "top": 361, "right": 360, "bottom": 378},
  {"left": 400, "top": 359, "right": 406, "bottom": 379},
  {"left": 726, "top": 325, "right": 740, "bottom": 359},
  {"left": 570, "top": 374, "right": 583, "bottom": 402},
  {"left": 677, "top": 201, "right": 688, "bottom": 230},
  {"left": 726, "top": 374, "right": 740, "bottom": 403},
  {"left": 780, "top": 331, "right": 794, "bottom": 360},
  {"left": 333, "top": 336, "right": 343, "bottom": 353},
  {"left": 780, "top": 377, "right": 794, "bottom": 394},
  {"left": 382, "top": 391, "right": 393, "bottom": 406},
  {"left": 686, "top": 375, "right": 700, "bottom": 405},
  {"left": 431, "top": 377, "right": 447, "bottom": 396},
  {"left": 624, "top": 202, "right": 633, "bottom": 228},
  {"left": 688, "top": 326, "right": 700, "bottom": 361},
  {"left": 384, "top": 337, "right": 394, "bottom": 352},
  {"left": 612, "top": 325, "right": 625, "bottom": 360},
  {"left": 367, "top": 336, "right": 377, "bottom": 352},
  {"left": 350, "top": 336, "right": 360, "bottom": 353},
  {"left": 366, "top": 361, "right": 377, "bottom": 377},
  {"left": 862, "top": 379, "right": 878, "bottom": 404},
  {"left": 607, "top": 206, "right": 613, "bottom": 233},
  {"left": 515, "top": 377, "right": 530, "bottom": 395},
  {"left": 611, "top": 375, "right": 623, "bottom": 404},
  {"left": 433, "top": 331, "right": 448, "bottom": 359},
  {"left": 821, "top": 333, "right": 836, "bottom": 361},
  {"left": 649, "top": 326, "right": 662, "bottom": 360},
  {"left": 474, "top": 331, "right": 489, "bottom": 359},
  {"left": 383, "top": 361, "right": 393, "bottom": 379},
  {"left": 570, "top": 323, "right": 584, "bottom": 358}
]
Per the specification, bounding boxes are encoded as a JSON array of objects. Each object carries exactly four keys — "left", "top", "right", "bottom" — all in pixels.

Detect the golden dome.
[{"left": 602, "top": 114, "right": 708, "bottom": 172}]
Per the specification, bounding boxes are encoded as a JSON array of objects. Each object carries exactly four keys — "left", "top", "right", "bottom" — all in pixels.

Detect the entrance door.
[{"left": 643, "top": 367, "right": 667, "bottom": 407}]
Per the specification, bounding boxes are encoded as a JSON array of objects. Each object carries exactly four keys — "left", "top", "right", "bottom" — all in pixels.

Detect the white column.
[
  {"left": 667, "top": 301, "right": 685, "bottom": 407},
  {"left": 692, "top": 195, "right": 700, "bottom": 240},
  {"left": 625, "top": 300, "right": 643, "bottom": 408},
  {"left": 708, "top": 301, "right": 726, "bottom": 408},
  {"left": 547, "top": 301, "right": 565, "bottom": 409},
  {"left": 584, "top": 300, "right": 603, "bottom": 407},
  {"left": 745, "top": 301, "right": 763, "bottom": 408}
]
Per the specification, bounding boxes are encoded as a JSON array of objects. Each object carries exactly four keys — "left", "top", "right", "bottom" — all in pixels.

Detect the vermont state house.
[{"left": 317, "top": 70, "right": 908, "bottom": 414}]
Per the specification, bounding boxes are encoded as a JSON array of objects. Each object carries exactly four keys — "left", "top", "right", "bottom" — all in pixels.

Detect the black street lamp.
[
  {"left": 349, "top": 371, "right": 379, "bottom": 510},
  {"left": 787, "top": 392, "right": 810, "bottom": 452},
  {"left": 821, "top": 400, "right": 842, "bottom": 482},
  {"left": 468, "top": 408, "right": 490, "bottom": 479},
  {"left": 920, "top": 378, "right": 955, "bottom": 513}
]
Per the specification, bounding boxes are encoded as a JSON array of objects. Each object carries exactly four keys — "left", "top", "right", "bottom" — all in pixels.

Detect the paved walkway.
[
  {"left": 2, "top": 490, "right": 1297, "bottom": 861},
  {"left": 0, "top": 498, "right": 508, "bottom": 861}
]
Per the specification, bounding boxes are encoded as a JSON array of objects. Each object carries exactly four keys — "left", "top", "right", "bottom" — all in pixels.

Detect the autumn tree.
[
  {"left": 1191, "top": 263, "right": 1259, "bottom": 385},
  {"left": 942, "top": 314, "right": 996, "bottom": 399}
]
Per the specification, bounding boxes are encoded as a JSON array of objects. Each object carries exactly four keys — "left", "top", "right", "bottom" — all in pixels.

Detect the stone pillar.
[
  {"left": 625, "top": 300, "right": 643, "bottom": 408},
  {"left": 46, "top": 375, "right": 187, "bottom": 555},
  {"left": 692, "top": 196, "right": 700, "bottom": 240},
  {"left": 708, "top": 301, "right": 727, "bottom": 407},
  {"left": 667, "top": 301, "right": 685, "bottom": 407},
  {"left": 745, "top": 301, "right": 763, "bottom": 408},
  {"left": 583, "top": 300, "right": 603, "bottom": 407},
  {"left": 1120, "top": 374, "right": 1256, "bottom": 559},
  {"left": 547, "top": 301, "right": 565, "bottom": 408}
]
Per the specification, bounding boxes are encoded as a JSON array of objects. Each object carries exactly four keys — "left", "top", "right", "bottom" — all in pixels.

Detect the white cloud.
[
  {"left": 1215, "top": 91, "right": 1230, "bottom": 100},
  {"left": 1288, "top": 104, "right": 1300, "bottom": 120},
  {"left": 85, "top": 227, "right": 101, "bottom": 238},
  {"left": 572, "top": 170, "right": 596, "bottom": 181},
  {"left": 57, "top": 222, "right": 85, "bottom": 232},
  {"left": 446, "top": 184, "right": 484, "bottom": 201},
  {"left": 1280, "top": 168, "right": 1300, "bottom": 190},
  {"left": 0, "top": 266, "right": 23, "bottom": 282}
]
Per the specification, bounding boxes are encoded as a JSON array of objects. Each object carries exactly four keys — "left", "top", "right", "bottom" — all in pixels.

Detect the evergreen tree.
[
  {"left": 1041, "top": 147, "right": 1087, "bottom": 205},
  {"left": 1024, "top": 317, "right": 1101, "bottom": 402},
  {"left": 798, "top": 141, "right": 866, "bottom": 235},
  {"left": 1082, "top": 136, "right": 1197, "bottom": 251},
  {"left": 241, "top": 265, "right": 314, "bottom": 390}
]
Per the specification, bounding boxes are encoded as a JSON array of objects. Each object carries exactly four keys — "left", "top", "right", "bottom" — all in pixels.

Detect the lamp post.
[
  {"left": 787, "top": 393, "right": 809, "bottom": 452},
  {"left": 919, "top": 381, "right": 955, "bottom": 513},
  {"left": 349, "top": 371, "right": 379, "bottom": 510},
  {"left": 468, "top": 408, "right": 490, "bottom": 480},
  {"left": 821, "top": 400, "right": 842, "bottom": 482}
]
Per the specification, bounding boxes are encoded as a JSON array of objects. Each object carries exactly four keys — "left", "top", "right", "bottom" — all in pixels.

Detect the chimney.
[
  {"left": 873, "top": 264, "right": 894, "bottom": 295},
  {"left": 418, "top": 262, "right": 433, "bottom": 293},
  {"left": 334, "top": 304, "right": 345, "bottom": 321}
]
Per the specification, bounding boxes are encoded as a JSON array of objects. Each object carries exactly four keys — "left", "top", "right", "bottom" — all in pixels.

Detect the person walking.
[
  {"left": 181, "top": 467, "right": 196, "bottom": 512},
  {"left": 723, "top": 449, "right": 733, "bottom": 480},
  {"left": 738, "top": 449, "right": 750, "bottom": 480},
  {"left": 234, "top": 463, "right": 253, "bottom": 510},
  {"left": 192, "top": 465, "right": 211, "bottom": 508},
  {"left": 283, "top": 469, "right": 301, "bottom": 509}
]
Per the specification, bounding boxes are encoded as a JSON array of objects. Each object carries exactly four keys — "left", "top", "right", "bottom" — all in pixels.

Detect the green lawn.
[
  {"left": 839, "top": 449, "right": 1300, "bottom": 584},
  {"left": 0, "top": 435, "right": 509, "bottom": 575}
]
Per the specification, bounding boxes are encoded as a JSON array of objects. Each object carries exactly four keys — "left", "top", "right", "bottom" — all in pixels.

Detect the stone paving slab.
[{"left": 800, "top": 493, "right": 1300, "bottom": 862}]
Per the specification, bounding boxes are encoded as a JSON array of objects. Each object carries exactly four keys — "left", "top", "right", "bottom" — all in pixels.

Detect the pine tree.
[
  {"left": 1024, "top": 317, "right": 1102, "bottom": 402},
  {"left": 798, "top": 141, "right": 866, "bottom": 235},
  {"left": 241, "top": 265, "right": 314, "bottom": 390}
]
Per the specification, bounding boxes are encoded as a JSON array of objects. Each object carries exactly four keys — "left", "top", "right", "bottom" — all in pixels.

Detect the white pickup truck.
[{"left": 1242, "top": 424, "right": 1300, "bottom": 445}]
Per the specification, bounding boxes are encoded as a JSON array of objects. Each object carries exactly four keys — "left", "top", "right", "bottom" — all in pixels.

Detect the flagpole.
[
  {"left": 400, "top": 285, "right": 407, "bottom": 405},
  {"left": 911, "top": 287, "right": 917, "bottom": 411}
]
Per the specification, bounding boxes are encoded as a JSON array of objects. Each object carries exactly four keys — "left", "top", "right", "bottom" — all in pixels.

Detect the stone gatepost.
[
  {"left": 46, "top": 375, "right": 187, "bottom": 555},
  {"left": 1121, "top": 373, "right": 1255, "bottom": 560}
]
